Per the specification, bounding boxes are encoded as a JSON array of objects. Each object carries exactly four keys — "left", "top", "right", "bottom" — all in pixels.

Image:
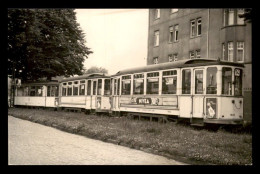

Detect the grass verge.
[{"left": 8, "top": 108, "right": 252, "bottom": 165}]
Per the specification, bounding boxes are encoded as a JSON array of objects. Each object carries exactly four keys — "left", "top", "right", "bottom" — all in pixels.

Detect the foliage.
[
  {"left": 9, "top": 108, "right": 252, "bottom": 165},
  {"left": 239, "top": 8, "right": 252, "bottom": 23},
  {"left": 7, "top": 9, "right": 93, "bottom": 81},
  {"left": 83, "top": 66, "right": 108, "bottom": 74}
]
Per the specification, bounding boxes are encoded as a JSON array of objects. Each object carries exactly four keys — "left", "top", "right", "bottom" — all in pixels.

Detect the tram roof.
[
  {"left": 60, "top": 73, "right": 109, "bottom": 82},
  {"left": 21, "top": 81, "right": 59, "bottom": 86},
  {"left": 113, "top": 58, "right": 244, "bottom": 76}
]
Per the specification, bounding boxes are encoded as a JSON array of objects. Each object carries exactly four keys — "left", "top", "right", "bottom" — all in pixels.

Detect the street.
[{"left": 8, "top": 116, "right": 186, "bottom": 165}]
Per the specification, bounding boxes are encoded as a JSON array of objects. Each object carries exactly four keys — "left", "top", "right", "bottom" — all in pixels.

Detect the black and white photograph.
[{"left": 7, "top": 8, "right": 252, "bottom": 165}]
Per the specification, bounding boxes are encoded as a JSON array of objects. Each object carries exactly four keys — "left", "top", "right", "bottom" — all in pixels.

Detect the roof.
[
  {"left": 60, "top": 73, "right": 110, "bottom": 82},
  {"left": 112, "top": 58, "right": 244, "bottom": 76},
  {"left": 21, "top": 81, "right": 59, "bottom": 86}
]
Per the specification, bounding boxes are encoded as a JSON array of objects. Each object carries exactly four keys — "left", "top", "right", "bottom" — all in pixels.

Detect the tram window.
[
  {"left": 206, "top": 67, "right": 217, "bottom": 94},
  {"left": 134, "top": 74, "right": 144, "bottom": 95},
  {"left": 73, "top": 85, "right": 78, "bottom": 96},
  {"left": 55, "top": 86, "right": 59, "bottom": 96},
  {"left": 134, "top": 79, "right": 144, "bottom": 94},
  {"left": 30, "top": 86, "right": 36, "bottom": 96},
  {"left": 182, "top": 69, "right": 191, "bottom": 94},
  {"left": 51, "top": 86, "right": 57, "bottom": 96},
  {"left": 87, "top": 80, "right": 91, "bottom": 95},
  {"left": 93, "top": 81, "right": 97, "bottom": 95},
  {"left": 79, "top": 84, "right": 85, "bottom": 95},
  {"left": 47, "top": 86, "right": 51, "bottom": 96},
  {"left": 104, "top": 79, "right": 111, "bottom": 95},
  {"left": 162, "top": 76, "right": 177, "bottom": 94},
  {"left": 24, "top": 86, "right": 29, "bottom": 96},
  {"left": 122, "top": 80, "right": 131, "bottom": 95},
  {"left": 37, "top": 86, "right": 43, "bottom": 96},
  {"left": 114, "top": 79, "right": 117, "bottom": 95},
  {"left": 67, "top": 86, "right": 72, "bottom": 96},
  {"left": 17, "top": 88, "right": 23, "bottom": 96},
  {"left": 195, "top": 70, "right": 203, "bottom": 94},
  {"left": 62, "top": 86, "right": 67, "bottom": 96},
  {"left": 117, "top": 79, "right": 120, "bottom": 95},
  {"left": 234, "top": 68, "right": 243, "bottom": 96},
  {"left": 97, "top": 79, "right": 102, "bottom": 95},
  {"left": 222, "top": 67, "right": 232, "bottom": 95},
  {"left": 147, "top": 78, "right": 159, "bottom": 94}
]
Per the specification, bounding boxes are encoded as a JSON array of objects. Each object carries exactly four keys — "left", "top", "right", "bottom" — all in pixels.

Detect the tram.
[
  {"left": 111, "top": 59, "right": 244, "bottom": 125},
  {"left": 59, "top": 73, "right": 111, "bottom": 113},
  {"left": 14, "top": 81, "right": 59, "bottom": 108},
  {"left": 13, "top": 59, "right": 244, "bottom": 126}
]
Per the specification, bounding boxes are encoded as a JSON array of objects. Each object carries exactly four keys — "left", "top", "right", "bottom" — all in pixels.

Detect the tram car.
[
  {"left": 59, "top": 73, "right": 111, "bottom": 113},
  {"left": 14, "top": 81, "right": 59, "bottom": 108},
  {"left": 111, "top": 59, "right": 244, "bottom": 125}
]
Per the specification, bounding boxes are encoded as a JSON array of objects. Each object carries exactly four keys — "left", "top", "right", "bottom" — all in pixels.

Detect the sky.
[{"left": 75, "top": 9, "right": 148, "bottom": 75}]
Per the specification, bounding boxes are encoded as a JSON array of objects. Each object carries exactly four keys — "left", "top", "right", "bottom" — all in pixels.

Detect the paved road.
[{"left": 8, "top": 116, "right": 186, "bottom": 165}]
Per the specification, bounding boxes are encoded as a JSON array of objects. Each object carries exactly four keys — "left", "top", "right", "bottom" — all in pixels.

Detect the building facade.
[{"left": 147, "top": 9, "right": 252, "bottom": 121}]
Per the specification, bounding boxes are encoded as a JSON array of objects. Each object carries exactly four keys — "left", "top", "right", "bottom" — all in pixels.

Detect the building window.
[
  {"left": 154, "top": 30, "right": 159, "bottom": 46},
  {"left": 171, "top": 9, "right": 178, "bottom": 13},
  {"left": 197, "top": 18, "right": 202, "bottom": 36},
  {"left": 173, "top": 54, "right": 178, "bottom": 61},
  {"left": 222, "top": 43, "right": 226, "bottom": 60},
  {"left": 168, "top": 54, "right": 173, "bottom": 62},
  {"left": 153, "top": 57, "right": 158, "bottom": 64},
  {"left": 223, "top": 9, "right": 226, "bottom": 26},
  {"left": 237, "top": 9, "right": 245, "bottom": 25},
  {"left": 195, "top": 50, "right": 201, "bottom": 58},
  {"left": 155, "top": 9, "right": 160, "bottom": 19},
  {"left": 169, "top": 26, "right": 173, "bottom": 43},
  {"left": 228, "top": 9, "right": 234, "bottom": 25},
  {"left": 189, "top": 51, "right": 195, "bottom": 59},
  {"left": 237, "top": 41, "right": 244, "bottom": 62},
  {"left": 174, "top": 24, "right": 179, "bottom": 42},
  {"left": 190, "top": 20, "right": 195, "bottom": 37},
  {"left": 228, "top": 42, "right": 234, "bottom": 62}
]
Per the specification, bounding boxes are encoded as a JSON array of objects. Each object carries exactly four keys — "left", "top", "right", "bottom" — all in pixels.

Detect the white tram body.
[
  {"left": 59, "top": 73, "right": 111, "bottom": 112},
  {"left": 111, "top": 59, "right": 244, "bottom": 125},
  {"left": 14, "top": 81, "right": 59, "bottom": 108}
]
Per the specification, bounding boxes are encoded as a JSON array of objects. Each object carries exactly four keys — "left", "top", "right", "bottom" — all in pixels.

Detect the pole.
[{"left": 11, "top": 61, "right": 15, "bottom": 107}]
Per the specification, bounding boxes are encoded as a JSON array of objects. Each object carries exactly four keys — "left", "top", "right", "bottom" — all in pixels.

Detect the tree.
[
  {"left": 7, "top": 9, "right": 93, "bottom": 81},
  {"left": 239, "top": 8, "right": 252, "bottom": 23},
  {"left": 83, "top": 66, "right": 108, "bottom": 74}
]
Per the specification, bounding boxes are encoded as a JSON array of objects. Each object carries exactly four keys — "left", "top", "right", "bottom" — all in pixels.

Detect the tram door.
[
  {"left": 192, "top": 69, "right": 205, "bottom": 118},
  {"left": 91, "top": 79, "right": 97, "bottom": 109}
]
